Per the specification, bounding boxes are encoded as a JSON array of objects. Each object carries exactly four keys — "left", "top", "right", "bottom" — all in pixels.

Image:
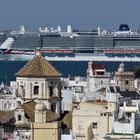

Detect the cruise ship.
[{"left": 1, "top": 24, "right": 140, "bottom": 61}]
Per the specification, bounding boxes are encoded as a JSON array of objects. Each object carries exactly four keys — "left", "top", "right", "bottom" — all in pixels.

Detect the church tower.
[
  {"left": 16, "top": 54, "right": 62, "bottom": 114},
  {"left": 30, "top": 101, "right": 61, "bottom": 140},
  {"left": 115, "top": 62, "right": 135, "bottom": 91},
  {"left": 87, "top": 62, "right": 110, "bottom": 92}
]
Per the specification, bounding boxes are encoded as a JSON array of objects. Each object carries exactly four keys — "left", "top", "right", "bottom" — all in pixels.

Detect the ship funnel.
[
  {"left": 119, "top": 24, "right": 130, "bottom": 32},
  {"left": 45, "top": 27, "right": 48, "bottom": 31},
  {"left": 67, "top": 25, "right": 72, "bottom": 33},
  {"left": 39, "top": 27, "right": 49, "bottom": 33},
  {"left": 50, "top": 27, "right": 53, "bottom": 32},
  {"left": 20, "top": 25, "right": 25, "bottom": 34},
  {"left": 39, "top": 27, "right": 42, "bottom": 31},
  {"left": 97, "top": 27, "right": 101, "bottom": 35},
  {"left": 57, "top": 26, "right": 61, "bottom": 32}
]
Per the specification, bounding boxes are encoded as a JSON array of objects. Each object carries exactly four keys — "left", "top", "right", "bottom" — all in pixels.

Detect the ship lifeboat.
[
  {"left": 53, "top": 50, "right": 63, "bottom": 53},
  {"left": 104, "top": 50, "right": 113, "bottom": 54},
  {"left": 133, "top": 50, "right": 140, "bottom": 54},
  {"left": 63, "top": 50, "right": 73, "bottom": 53},
  {"left": 34, "top": 50, "right": 42, "bottom": 53},
  {"left": 34, "top": 50, "right": 53, "bottom": 53},
  {"left": 123, "top": 50, "right": 132, "bottom": 54},
  {"left": 43, "top": 50, "right": 53, "bottom": 53},
  {"left": 113, "top": 49, "right": 122, "bottom": 53}
]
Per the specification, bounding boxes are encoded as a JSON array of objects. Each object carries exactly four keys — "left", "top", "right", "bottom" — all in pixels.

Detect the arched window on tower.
[
  {"left": 49, "top": 86, "right": 53, "bottom": 97},
  {"left": 4, "top": 103, "right": 7, "bottom": 109},
  {"left": 34, "top": 86, "right": 39, "bottom": 95},
  {"left": 18, "top": 114, "right": 21, "bottom": 121},
  {"left": 20, "top": 85, "right": 24, "bottom": 94},
  {"left": 51, "top": 102, "right": 56, "bottom": 112},
  {"left": 125, "top": 80, "right": 129, "bottom": 85}
]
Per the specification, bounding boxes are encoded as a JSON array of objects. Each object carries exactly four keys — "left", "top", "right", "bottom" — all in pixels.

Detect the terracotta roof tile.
[
  {"left": 21, "top": 100, "right": 59, "bottom": 122},
  {"left": 16, "top": 123, "right": 30, "bottom": 128},
  {"left": 61, "top": 111, "right": 72, "bottom": 129},
  {"left": 0, "top": 111, "right": 14, "bottom": 123},
  {"left": 21, "top": 101, "right": 36, "bottom": 122},
  {"left": 16, "top": 55, "right": 62, "bottom": 77}
]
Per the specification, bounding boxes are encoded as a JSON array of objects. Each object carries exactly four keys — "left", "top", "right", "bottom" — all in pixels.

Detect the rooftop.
[
  {"left": 16, "top": 54, "right": 62, "bottom": 78},
  {"left": 92, "top": 64, "right": 105, "bottom": 71},
  {"left": 21, "top": 100, "right": 60, "bottom": 122}
]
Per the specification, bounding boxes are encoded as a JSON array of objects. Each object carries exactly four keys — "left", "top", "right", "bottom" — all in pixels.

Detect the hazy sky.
[{"left": 0, "top": 0, "right": 140, "bottom": 31}]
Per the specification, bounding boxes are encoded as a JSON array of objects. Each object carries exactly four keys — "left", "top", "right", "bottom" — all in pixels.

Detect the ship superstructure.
[{"left": 1, "top": 24, "right": 140, "bottom": 61}]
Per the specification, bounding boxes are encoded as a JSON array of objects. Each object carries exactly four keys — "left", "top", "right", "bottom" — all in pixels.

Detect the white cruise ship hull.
[
  {"left": 45, "top": 55, "right": 140, "bottom": 62},
  {"left": 1, "top": 53, "right": 140, "bottom": 62}
]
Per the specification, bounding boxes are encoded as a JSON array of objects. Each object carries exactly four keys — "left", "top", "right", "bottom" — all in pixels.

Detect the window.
[
  {"left": 8, "top": 103, "right": 11, "bottom": 108},
  {"left": 75, "top": 86, "right": 83, "bottom": 93},
  {"left": 17, "top": 101, "right": 21, "bottom": 105},
  {"left": 4, "top": 103, "right": 7, "bottom": 109},
  {"left": 92, "top": 123, "right": 98, "bottom": 129},
  {"left": 51, "top": 103, "right": 56, "bottom": 112},
  {"left": 34, "top": 86, "right": 39, "bottom": 95},
  {"left": 116, "top": 86, "right": 120, "bottom": 92},
  {"left": 126, "top": 80, "right": 129, "bottom": 85},
  {"left": 97, "top": 72, "right": 104, "bottom": 75},
  {"left": 20, "top": 85, "right": 24, "bottom": 93},
  {"left": 101, "top": 113, "right": 106, "bottom": 116},
  {"left": 110, "top": 86, "right": 115, "bottom": 93},
  {"left": 49, "top": 86, "right": 53, "bottom": 97},
  {"left": 18, "top": 115, "right": 21, "bottom": 121},
  {"left": 100, "top": 113, "right": 104, "bottom": 116}
]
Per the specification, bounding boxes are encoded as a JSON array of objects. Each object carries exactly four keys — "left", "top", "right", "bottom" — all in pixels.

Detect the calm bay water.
[{"left": 0, "top": 60, "right": 140, "bottom": 84}]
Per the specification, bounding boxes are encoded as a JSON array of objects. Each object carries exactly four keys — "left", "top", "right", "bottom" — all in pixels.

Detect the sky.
[{"left": 0, "top": 0, "right": 140, "bottom": 31}]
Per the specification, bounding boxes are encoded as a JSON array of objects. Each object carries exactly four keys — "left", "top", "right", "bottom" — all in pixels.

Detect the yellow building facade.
[
  {"left": 72, "top": 101, "right": 117, "bottom": 140},
  {"left": 30, "top": 102, "right": 61, "bottom": 140}
]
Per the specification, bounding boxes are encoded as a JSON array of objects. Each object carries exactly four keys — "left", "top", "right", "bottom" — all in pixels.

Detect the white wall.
[{"left": 113, "top": 113, "right": 135, "bottom": 134}]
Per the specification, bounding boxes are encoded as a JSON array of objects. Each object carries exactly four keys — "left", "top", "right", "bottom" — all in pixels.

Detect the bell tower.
[
  {"left": 115, "top": 62, "right": 135, "bottom": 91},
  {"left": 16, "top": 54, "right": 62, "bottom": 114}
]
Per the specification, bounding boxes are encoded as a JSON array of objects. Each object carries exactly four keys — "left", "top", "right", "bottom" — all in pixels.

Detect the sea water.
[{"left": 0, "top": 60, "right": 140, "bottom": 84}]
